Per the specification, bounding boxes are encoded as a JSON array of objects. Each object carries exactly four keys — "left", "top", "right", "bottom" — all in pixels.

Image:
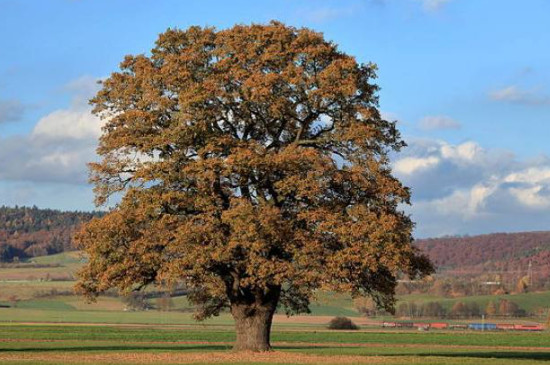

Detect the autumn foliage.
[
  {"left": 0, "top": 206, "right": 101, "bottom": 261},
  {"left": 415, "top": 232, "right": 550, "bottom": 288},
  {"left": 75, "top": 22, "right": 433, "bottom": 351}
]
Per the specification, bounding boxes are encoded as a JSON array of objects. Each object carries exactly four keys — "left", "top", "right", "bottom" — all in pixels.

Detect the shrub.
[{"left": 328, "top": 316, "right": 359, "bottom": 330}]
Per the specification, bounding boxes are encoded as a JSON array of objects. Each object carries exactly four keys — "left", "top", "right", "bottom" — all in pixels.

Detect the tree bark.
[{"left": 230, "top": 286, "right": 280, "bottom": 351}]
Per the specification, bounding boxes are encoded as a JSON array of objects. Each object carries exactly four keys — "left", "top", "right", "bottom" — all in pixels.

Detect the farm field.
[
  {"left": 398, "top": 292, "right": 550, "bottom": 314},
  {"left": 1, "top": 252, "right": 549, "bottom": 322},
  {"left": 0, "top": 252, "right": 549, "bottom": 364},
  {"left": 2, "top": 2, "right": 550, "bottom": 364},
  {"left": 0, "top": 324, "right": 548, "bottom": 364}
]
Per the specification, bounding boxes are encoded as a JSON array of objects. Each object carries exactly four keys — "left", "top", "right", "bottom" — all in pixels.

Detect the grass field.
[
  {"left": 0, "top": 251, "right": 548, "bottom": 327},
  {"left": 0, "top": 324, "right": 548, "bottom": 364},
  {"left": 399, "top": 292, "right": 550, "bottom": 314},
  {"left": 1, "top": 252, "right": 548, "bottom": 317},
  {"left": 0, "top": 253, "right": 549, "bottom": 364}
]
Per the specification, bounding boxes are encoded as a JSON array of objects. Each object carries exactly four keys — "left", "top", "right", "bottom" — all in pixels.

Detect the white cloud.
[
  {"left": 440, "top": 141, "right": 482, "bottom": 162},
  {"left": 419, "top": 115, "right": 461, "bottom": 131},
  {"left": 0, "top": 131, "right": 97, "bottom": 185},
  {"left": 503, "top": 167, "right": 550, "bottom": 209},
  {"left": 489, "top": 85, "right": 550, "bottom": 105},
  {"left": 509, "top": 185, "right": 550, "bottom": 209},
  {"left": 427, "top": 183, "right": 496, "bottom": 218},
  {"left": 0, "top": 75, "right": 103, "bottom": 185},
  {"left": 32, "top": 108, "right": 104, "bottom": 141},
  {"left": 394, "top": 156, "right": 440, "bottom": 175},
  {"left": 504, "top": 167, "right": 550, "bottom": 184},
  {"left": 393, "top": 140, "right": 484, "bottom": 177},
  {"left": 393, "top": 138, "right": 550, "bottom": 237}
]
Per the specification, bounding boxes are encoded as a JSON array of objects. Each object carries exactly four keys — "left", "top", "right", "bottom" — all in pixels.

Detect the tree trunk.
[
  {"left": 231, "top": 304, "right": 275, "bottom": 351},
  {"left": 230, "top": 286, "right": 280, "bottom": 351}
]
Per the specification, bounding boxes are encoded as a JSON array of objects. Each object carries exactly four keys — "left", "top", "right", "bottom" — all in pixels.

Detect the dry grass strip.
[{"left": 0, "top": 351, "right": 394, "bottom": 364}]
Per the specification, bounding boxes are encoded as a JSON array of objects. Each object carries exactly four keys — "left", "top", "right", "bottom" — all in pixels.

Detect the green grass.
[
  {"left": 29, "top": 251, "right": 84, "bottom": 265},
  {"left": 306, "top": 304, "right": 358, "bottom": 316},
  {"left": 0, "top": 324, "right": 548, "bottom": 348},
  {"left": 0, "top": 308, "right": 235, "bottom": 325},
  {"left": 1, "top": 252, "right": 549, "bottom": 363},
  {"left": 2, "top": 299, "right": 75, "bottom": 311},
  {"left": 0, "top": 324, "right": 548, "bottom": 365},
  {"left": 398, "top": 291, "right": 550, "bottom": 313},
  {"left": 306, "top": 291, "right": 359, "bottom": 316},
  {"left": 4, "top": 251, "right": 549, "bottom": 317}
]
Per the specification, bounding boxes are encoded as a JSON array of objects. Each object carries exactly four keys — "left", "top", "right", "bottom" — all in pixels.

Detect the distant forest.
[
  {"left": 415, "top": 232, "right": 550, "bottom": 291},
  {"left": 0, "top": 206, "right": 103, "bottom": 261},
  {"left": 1, "top": 205, "right": 549, "bottom": 285},
  {"left": 416, "top": 232, "right": 550, "bottom": 274}
]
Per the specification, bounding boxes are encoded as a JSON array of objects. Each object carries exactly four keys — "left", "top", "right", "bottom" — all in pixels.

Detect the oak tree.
[{"left": 76, "top": 22, "right": 433, "bottom": 351}]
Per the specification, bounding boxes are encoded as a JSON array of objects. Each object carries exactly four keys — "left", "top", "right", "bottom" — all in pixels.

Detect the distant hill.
[
  {"left": 0, "top": 206, "right": 102, "bottom": 262},
  {"left": 2, "top": 205, "right": 549, "bottom": 283},
  {"left": 415, "top": 232, "right": 550, "bottom": 281}
]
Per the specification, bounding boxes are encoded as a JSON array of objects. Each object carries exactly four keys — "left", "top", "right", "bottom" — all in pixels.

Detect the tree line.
[
  {"left": 355, "top": 297, "right": 530, "bottom": 319},
  {"left": 0, "top": 206, "right": 102, "bottom": 261}
]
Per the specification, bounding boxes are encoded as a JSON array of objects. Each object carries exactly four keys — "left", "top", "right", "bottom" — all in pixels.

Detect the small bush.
[{"left": 328, "top": 316, "right": 359, "bottom": 330}]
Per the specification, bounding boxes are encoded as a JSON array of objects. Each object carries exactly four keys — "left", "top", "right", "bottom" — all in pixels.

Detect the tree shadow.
[
  {"left": 412, "top": 351, "right": 550, "bottom": 361},
  {"left": 274, "top": 345, "right": 550, "bottom": 361}
]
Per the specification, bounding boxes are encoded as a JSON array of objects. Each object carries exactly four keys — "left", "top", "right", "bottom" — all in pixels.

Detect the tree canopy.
[{"left": 76, "top": 21, "right": 433, "bottom": 351}]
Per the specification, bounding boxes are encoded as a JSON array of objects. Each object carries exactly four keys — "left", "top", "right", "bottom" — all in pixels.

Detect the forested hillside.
[
  {"left": 0, "top": 206, "right": 103, "bottom": 261},
  {"left": 2, "top": 204, "right": 549, "bottom": 284},
  {"left": 415, "top": 232, "right": 550, "bottom": 282}
]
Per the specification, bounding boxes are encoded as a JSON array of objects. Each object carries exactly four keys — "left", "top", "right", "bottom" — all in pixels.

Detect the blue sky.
[{"left": 0, "top": 0, "right": 549, "bottom": 237}]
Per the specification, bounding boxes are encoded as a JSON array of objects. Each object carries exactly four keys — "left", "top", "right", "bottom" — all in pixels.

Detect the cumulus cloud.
[
  {"left": 32, "top": 108, "right": 103, "bottom": 141},
  {"left": 504, "top": 167, "right": 550, "bottom": 185},
  {"left": 503, "top": 167, "right": 550, "bottom": 209},
  {"left": 439, "top": 141, "right": 482, "bottom": 162},
  {"left": 0, "top": 99, "right": 25, "bottom": 124},
  {"left": 419, "top": 115, "right": 461, "bottom": 131},
  {"left": 489, "top": 85, "right": 550, "bottom": 105},
  {"left": 394, "top": 156, "right": 440, "bottom": 175},
  {"left": 424, "top": 183, "right": 496, "bottom": 218},
  {"left": 0, "top": 76, "right": 104, "bottom": 185},
  {"left": 0, "top": 114, "right": 102, "bottom": 184},
  {"left": 393, "top": 139, "right": 550, "bottom": 237}
]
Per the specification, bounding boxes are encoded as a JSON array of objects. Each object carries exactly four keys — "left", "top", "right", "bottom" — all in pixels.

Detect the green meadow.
[
  {"left": 0, "top": 252, "right": 549, "bottom": 364},
  {"left": 0, "top": 324, "right": 548, "bottom": 365}
]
